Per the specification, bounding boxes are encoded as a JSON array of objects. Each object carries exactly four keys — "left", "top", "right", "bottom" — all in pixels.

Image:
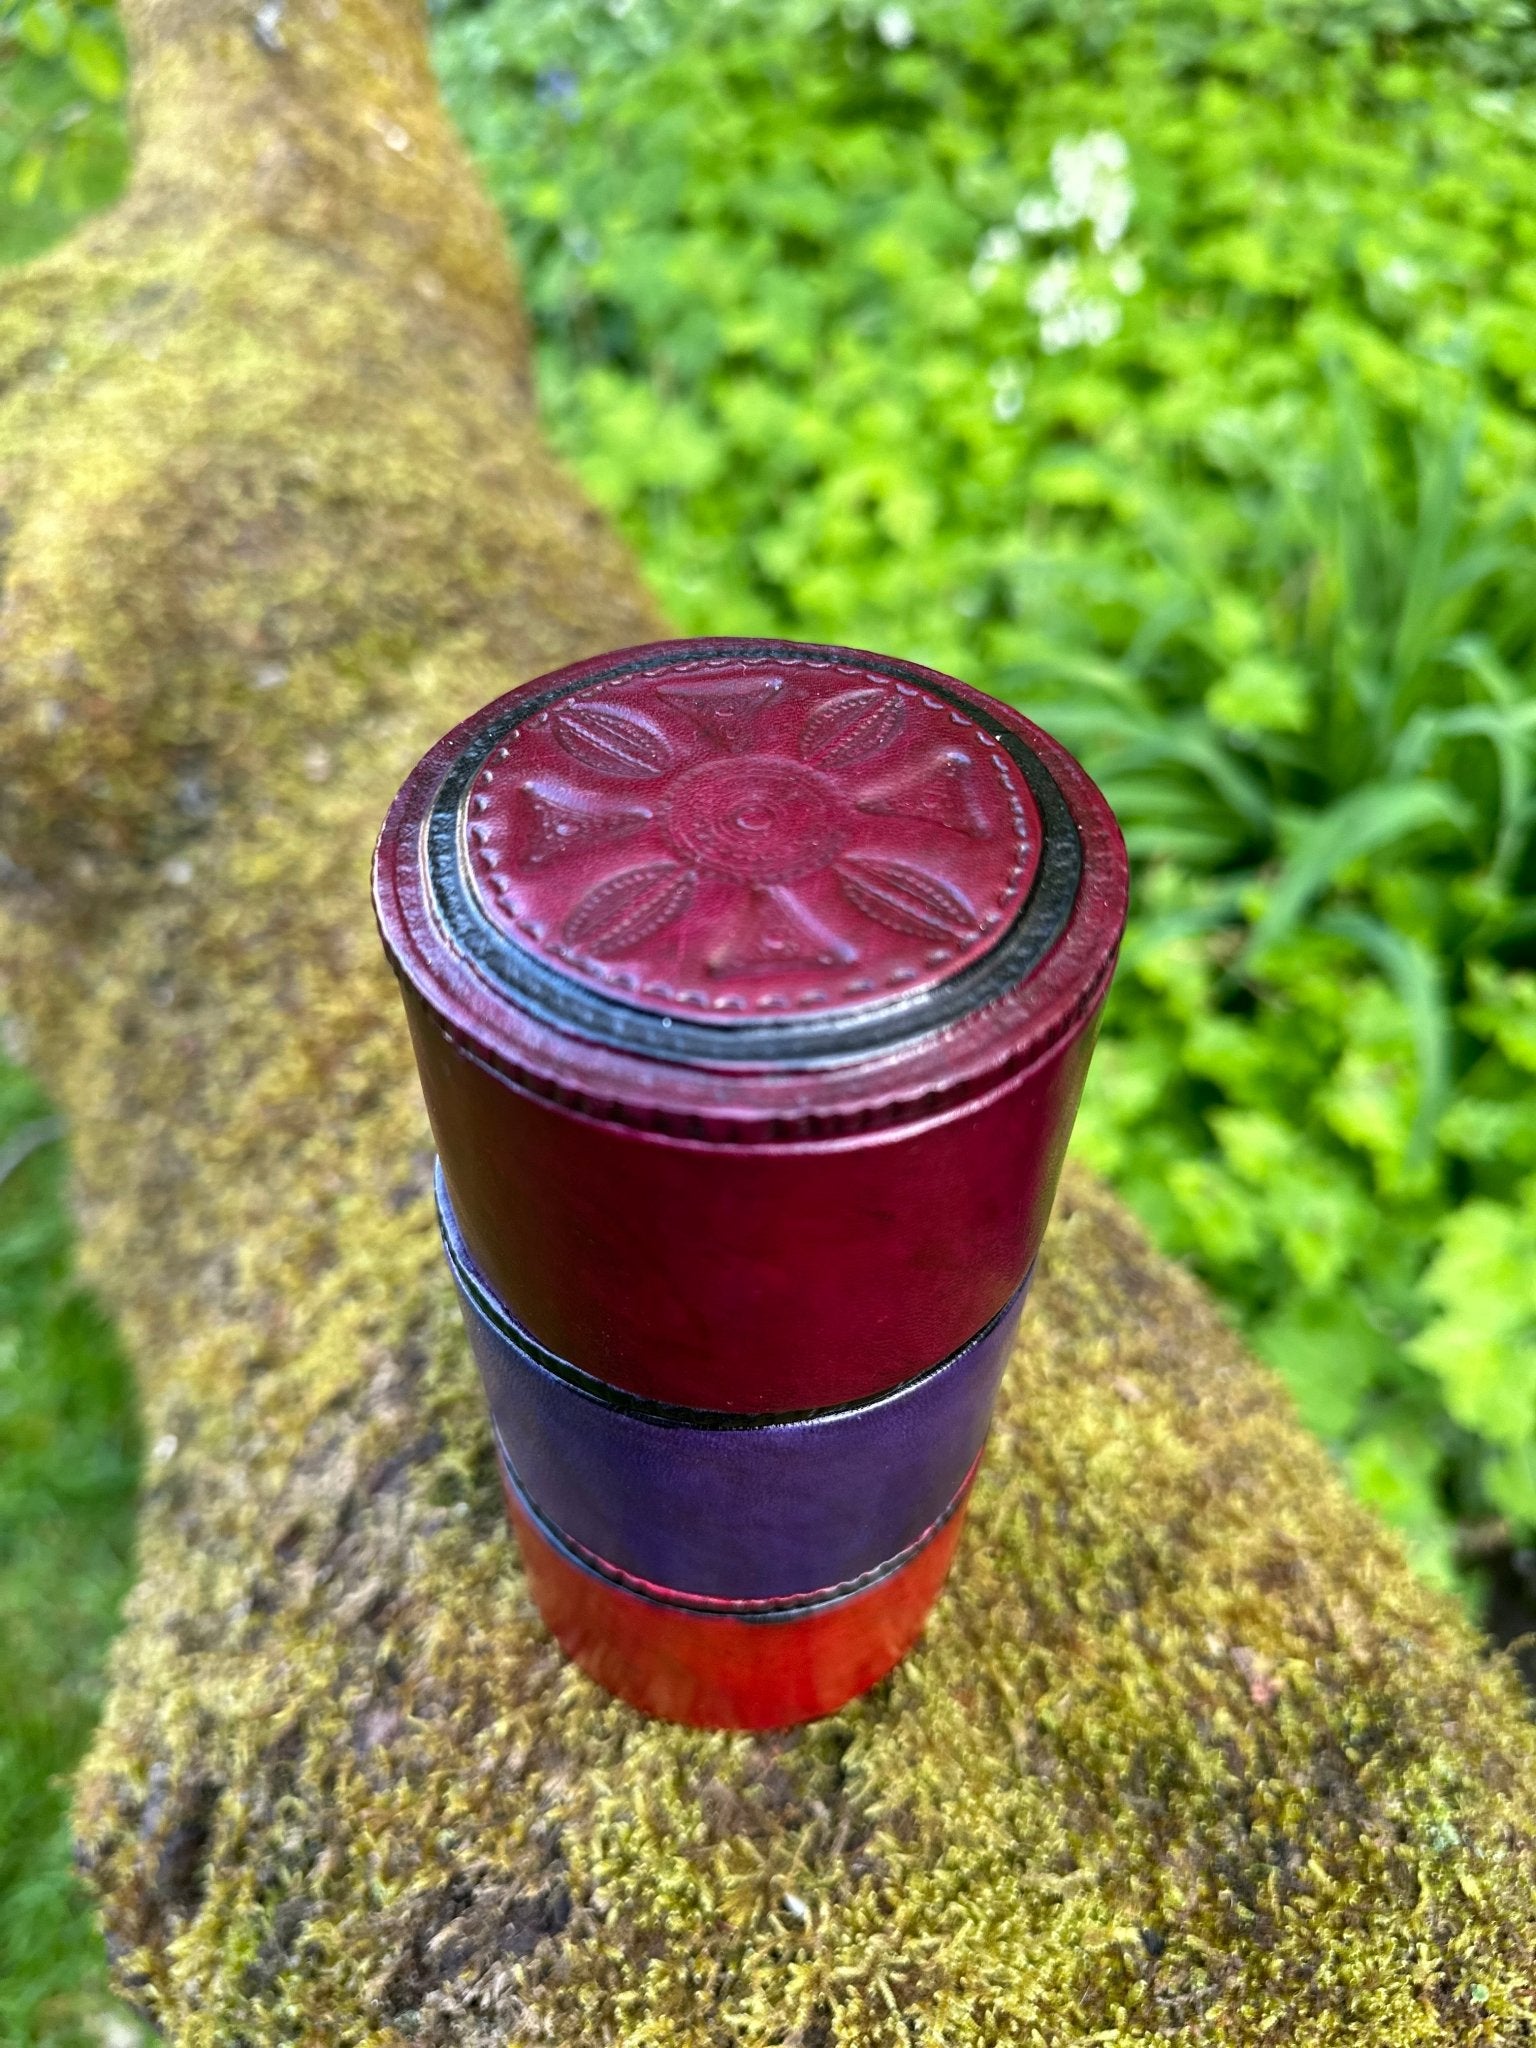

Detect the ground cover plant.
[
  {"left": 0, "top": 0, "right": 126, "bottom": 266},
  {"left": 0, "top": 1067, "right": 144, "bottom": 2047}
]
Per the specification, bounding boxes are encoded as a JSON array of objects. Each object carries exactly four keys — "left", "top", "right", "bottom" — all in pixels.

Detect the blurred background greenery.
[
  {"left": 0, "top": 1068, "right": 141, "bottom": 2045},
  {"left": 4, "top": 0, "right": 1536, "bottom": 2034},
  {"left": 0, "top": 0, "right": 123, "bottom": 266}
]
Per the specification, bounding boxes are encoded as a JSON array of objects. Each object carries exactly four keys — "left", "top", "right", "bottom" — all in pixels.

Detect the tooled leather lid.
[{"left": 373, "top": 639, "right": 1128, "bottom": 1140}]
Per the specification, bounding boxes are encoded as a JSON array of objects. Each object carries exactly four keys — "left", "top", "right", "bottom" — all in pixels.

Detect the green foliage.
[
  {"left": 0, "top": 1057, "right": 147, "bottom": 2047},
  {"left": 434, "top": 0, "right": 1536, "bottom": 1576},
  {"left": 0, "top": 0, "right": 127, "bottom": 265},
  {"left": 0, "top": 20, "right": 147, "bottom": 2030},
  {"left": 1010, "top": 398, "right": 1536, "bottom": 1584}
]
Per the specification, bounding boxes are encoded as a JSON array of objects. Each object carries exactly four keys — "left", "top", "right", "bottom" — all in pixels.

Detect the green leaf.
[
  {"left": 1389, "top": 410, "right": 1478, "bottom": 700},
  {"left": 1437, "top": 1093, "right": 1536, "bottom": 1170},
  {"left": 1347, "top": 1427, "right": 1461, "bottom": 1591},
  {"left": 8, "top": 147, "right": 47, "bottom": 207},
  {"left": 1205, "top": 657, "right": 1311, "bottom": 736},
  {"left": 65, "top": 20, "right": 125, "bottom": 101},
  {"left": 1119, "top": 722, "right": 1277, "bottom": 837},
  {"left": 1410, "top": 1186, "right": 1536, "bottom": 1447},
  {"left": 1400, "top": 696, "right": 1536, "bottom": 886},
  {"left": 1241, "top": 782, "right": 1471, "bottom": 965},
  {"left": 1256, "top": 1293, "right": 1396, "bottom": 1440},
  {"left": 1165, "top": 1157, "right": 1267, "bottom": 1268},
  {"left": 15, "top": 0, "right": 68, "bottom": 58},
  {"left": 1462, "top": 962, "right": 1536, "bottom": 1073},
  {"left": 1487, "top": 1440, "right": 1536, "bottom": 1529},
  {"left": 1315, "top": 909, "right": 1450, "bottom": 1165}
]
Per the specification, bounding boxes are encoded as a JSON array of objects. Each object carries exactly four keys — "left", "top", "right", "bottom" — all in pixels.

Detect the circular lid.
[{"left": 374, "top": 640, "right": 1128, "bottom": 1140}]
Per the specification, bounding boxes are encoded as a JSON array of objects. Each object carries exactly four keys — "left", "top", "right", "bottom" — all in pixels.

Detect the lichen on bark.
[{"left": 1, "top": 2, "right": 1534, "bottom": 2042}]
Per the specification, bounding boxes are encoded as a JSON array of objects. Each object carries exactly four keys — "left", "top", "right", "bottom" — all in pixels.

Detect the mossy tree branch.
[{"left": 1, "top": 2, "right": 1534, "bottom": 2042}]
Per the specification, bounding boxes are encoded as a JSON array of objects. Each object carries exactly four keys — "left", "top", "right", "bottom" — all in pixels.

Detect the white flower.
[
  {"left": 1027, "top": 256, "right": 1121, "bottom": 352},
  {"left": 988, "top": 361, "right": 1027, "bottom": 422},
  {"left": 1026, "top": 253, "right": 1080, "bottom": 318},
  {"left": 1016, "top": 130, "right": 1135, "bottom": 251},
  {"left": 1091, "top": 181, "right": 1132, "bottom": 253},
  {"left": 1005, "top": 132, "right": 1139, "bottom": 350},
  {"left": 876, "top": 5, "right": 915, "bottom": 47},
  {"left": 969, "top": 224, "right": 1022, "bottom": 293},
  {"left": 1015, "top": 194, "right": 1069, "bottom": 235},
  {"left": 1079, "top": 298, "right": 1122, "bottom": 345},
  {"left": 1037, "top": 297, "right": 1122, "bottom": 353},
  {"left": 1050, "top": 130, "right": 1129, "bottom": 213}
]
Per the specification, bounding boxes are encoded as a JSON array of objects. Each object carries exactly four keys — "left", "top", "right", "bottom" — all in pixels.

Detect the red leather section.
[
  {"left": 502, "top": 1467, "right": 971, "bottom": 1729},
  {"left": 410, "top": 980, "right": 1098, "bottom": 1410}
]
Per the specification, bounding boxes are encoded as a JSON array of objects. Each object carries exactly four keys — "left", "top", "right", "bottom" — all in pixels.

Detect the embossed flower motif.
[{"left": 470, "top": 671, "right": 1026, "bottom": 1014}]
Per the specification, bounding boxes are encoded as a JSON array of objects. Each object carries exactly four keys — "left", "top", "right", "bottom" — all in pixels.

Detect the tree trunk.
[{"left": 1, "top": 3, "right": 1533, "bottom": 2041}]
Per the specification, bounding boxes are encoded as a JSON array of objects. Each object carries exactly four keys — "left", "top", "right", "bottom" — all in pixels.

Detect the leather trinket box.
[{"left": 375, "top": 638, "right": 1127, "bottom": 1726}]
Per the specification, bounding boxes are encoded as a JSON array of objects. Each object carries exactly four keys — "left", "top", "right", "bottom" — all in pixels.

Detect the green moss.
[{"left": 0, "top": 1, "right": 1534, "bottom": 2041}]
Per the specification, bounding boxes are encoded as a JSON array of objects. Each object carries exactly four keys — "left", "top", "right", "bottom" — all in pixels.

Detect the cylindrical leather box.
[
  {"left": 375, "top": 637, "right": 1126, "bottom": 1726},
  {"left": 375, "top": 639, "right": 1127, "bottom": 1414}
]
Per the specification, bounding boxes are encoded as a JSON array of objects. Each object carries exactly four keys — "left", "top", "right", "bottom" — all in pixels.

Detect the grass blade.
[
  {"left": 1316, "top": 908, "right": 1451, "bottom": 1165},
  {"left": 1241, "top": 780, "right": 1472, "bottom": 964}
]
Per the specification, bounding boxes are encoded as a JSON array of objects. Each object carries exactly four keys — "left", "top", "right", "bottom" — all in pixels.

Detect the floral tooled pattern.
[{"left": 463, "top": 657, "right": 1039, "bottom": 1020}]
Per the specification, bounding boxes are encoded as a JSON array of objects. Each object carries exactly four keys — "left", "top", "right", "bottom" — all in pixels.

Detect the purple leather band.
[
  {"left": 496, "top": 1440, "right": 976, "bottom": 1618},
  {"left": 439, "top": 1167, "right": 1028, "bottom": 1601}
]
